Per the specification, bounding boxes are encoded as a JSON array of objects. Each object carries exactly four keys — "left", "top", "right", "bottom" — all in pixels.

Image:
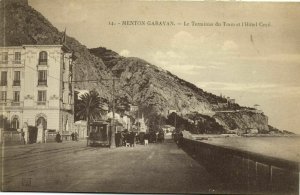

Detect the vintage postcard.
[{"left": 0, "top": 0, "right": 299, "bottom": 194}]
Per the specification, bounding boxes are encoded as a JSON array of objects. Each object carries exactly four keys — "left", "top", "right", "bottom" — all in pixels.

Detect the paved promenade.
[{"left": 1, "top": 139, "right": 225, "bottom": 193}]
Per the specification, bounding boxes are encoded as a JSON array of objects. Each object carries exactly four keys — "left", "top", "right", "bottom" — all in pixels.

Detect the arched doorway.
[
  {"left": 36, "top": 117, "right": 47, "bottom": 130},
  {"left": 36, "top": 116, "right": 47, "bottom": 143},
  {"left": 11, "top": 116, "right": 19, "bottom": 130}
]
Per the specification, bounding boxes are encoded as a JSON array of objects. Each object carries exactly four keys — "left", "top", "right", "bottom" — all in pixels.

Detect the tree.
[{"left": 75, "top": 90, "right": 106, "bottom": 145}]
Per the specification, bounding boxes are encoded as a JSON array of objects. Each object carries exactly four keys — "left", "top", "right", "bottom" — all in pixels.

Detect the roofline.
[
  {"left": 0, "top": 44, "right": 72, "bottom": 52},
  {"left": 0, "top": 46, "right": 23, "bottom": 49},
  {"left": 23, "top": 45, "right": 64, "bottom": 47}
]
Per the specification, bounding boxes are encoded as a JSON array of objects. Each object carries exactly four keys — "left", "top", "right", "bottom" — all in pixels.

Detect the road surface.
[{"left": 1, "top": 139, "right": 225, "bottom": 193}]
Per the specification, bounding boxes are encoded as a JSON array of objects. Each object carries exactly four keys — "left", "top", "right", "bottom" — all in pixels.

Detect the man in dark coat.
[{"left": 56, "top": 132, "right": 62, "bottom": 143}]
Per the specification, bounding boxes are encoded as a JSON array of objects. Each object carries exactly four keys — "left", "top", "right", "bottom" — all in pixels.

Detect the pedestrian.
[
  {"left": 56, "top": 132, "right": 62, "bottom": 143},
  {"left": 75, "top": 132, "right": 79, "bottom": 141},
  {"left": 120, "top": 132, "right": 124, "bottom": 146},
  {"left": 144, "top": 133, "right": 149, "bottom": 146},
  {"left": 71, "top": 132, "right": 75, "bottom": 141},
  {"left": 130, "top": 132, "right": 135, "bottom": 147},
  {"left": 177, "top": 132, "right": 183, "bottom": 148},
  {"left": 115, "top": 132, "right": 120, "bottom": 147},
  {"left": 21, "top": 129, "right": 25, "bottom": 145}
]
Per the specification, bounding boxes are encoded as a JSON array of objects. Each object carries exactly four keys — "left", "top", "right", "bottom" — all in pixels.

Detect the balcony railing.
[
  {"left": 37, "top": 101, "right": 47, "bottom": 105},
  {"left": 0, "top": 60, "right": 25, "bottom": 66},
  {"left": 38, "top": 59, "right": 48, "bottom": 65},
  {"left": 11, "top": 102, "right": 21, "bottom": 106},
  {"left": 0, "top": 101, "right": 7, "bottom": 106},
  {"left": 0, "top": 60, "right": 8, "bottom": 64},
  {"left": 0, "top": 101, "right": 23, "bottom": 108},
  {"left": 0, "top": 81, "right": 7, "bottom": 86},
  {"left": 12, "top": 60, "right": 21, "bottom": 64},
  {"left": 38, "top": 80, "right": 47, "bottom": 86},
  {"left": 13, "top": 80, "right": 21, "bottom": 86}
]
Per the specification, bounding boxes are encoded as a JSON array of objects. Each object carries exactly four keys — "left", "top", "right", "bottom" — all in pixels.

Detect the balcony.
[
  {"left": 11, "top": 102, "right": 21, "bottom": 106},
  {"left": 0, "top": 60, "right": 25, "bottom": 67},
  {"left": 0, "top": 101, "right": 23, "bottom": 108},
  {"left": 13, "top": 80, "right": 21, "bottom": 86},
  {"left": 0, "top": 101, "right": 7, "bottom": 106},
  {"left": 38, "top": 80, "right": 47, "bottom": 86},
  {"left": 38, "top": 59, "right": 48, "bottom": 65},
  {"left": 37, "top": 101, "right": 47, "bottom": 106},
  {"left": 12, "top": 60, "right": 21, "bottom": 64},
  {"left": 0, "top": 81, "right": 7, "bottom": 86},
  {"left": 0, "top": 60, "right": 8, "bottom": 64}
]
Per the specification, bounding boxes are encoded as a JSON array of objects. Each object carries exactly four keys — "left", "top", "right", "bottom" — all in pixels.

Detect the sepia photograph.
[{"left": 0, "top": 0, "right": 300, "bottom": 194}]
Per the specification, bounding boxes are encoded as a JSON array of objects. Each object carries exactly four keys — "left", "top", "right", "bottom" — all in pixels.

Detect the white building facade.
[{"left": 0, "top": 45, "right": 75, "bottom": 135}]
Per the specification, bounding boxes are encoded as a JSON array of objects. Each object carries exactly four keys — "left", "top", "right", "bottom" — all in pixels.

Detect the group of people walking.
[
  {"left": 55, "top": 132, "right": 79, "bottom": 143},
  {"left": 114, "top": 131, "right": 165, "bottom": 147},
  {"left": 115, "top": 131, "right": 136, "bottom": 147},
  {"left": 71, "top": 132, "right": 79, "bottom": 141}
]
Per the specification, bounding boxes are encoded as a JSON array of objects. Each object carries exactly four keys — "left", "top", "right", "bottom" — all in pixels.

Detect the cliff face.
[
  {"left": 1, "top": 0, "right": 271, "bottom": 133},
  {"left": 90, "top": 48, "right": 236, "bottom": 116},
  {"left": 213, "top": 111, "right": 269, "bottom": 132},
  {"left": 90, "top": 47, "right": 270, "bottom": 132}
]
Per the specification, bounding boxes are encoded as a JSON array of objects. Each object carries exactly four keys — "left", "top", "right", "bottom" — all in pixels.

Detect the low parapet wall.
[{"left": 181, "top": 138, "right": 299, "bottom": 194}]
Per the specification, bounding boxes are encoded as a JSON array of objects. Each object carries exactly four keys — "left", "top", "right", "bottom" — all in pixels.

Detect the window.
[
  {"left": 68, "top": 94, "right": 72, "bottom": 104},
  {"left": 14, "top": 52, "right": 21, "bottom": 64},
  {"left": 13, "top": 71, "right": 21, "bottom": 86},
  {"left": 0, "top": 91, "right": 7, "bottom": 102},
  {"left": 38, "top": 90, "right": 47, "bottom": 104},
  {"left": 11, "top": 117, "right": 19, "bottom": 129},
  {"left": 38, "top": 70, "right": 47, "bottom": 85},
  {"left": 38, "top": 51, "right": 48, "bottom": 65},
  {"left": 13, "top": 91, "right": 20, "bottom": 102},
  {"left": 1, "top": 52, "right": 8, "bottom": 64},
  {"left": 0, "top": 71, "right": 7, "bottom": 86}
]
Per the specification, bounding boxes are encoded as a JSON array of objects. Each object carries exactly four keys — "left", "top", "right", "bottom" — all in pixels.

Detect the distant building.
[
  {"left": 227, "top": 97, "right": 235, "bottom": 104},
  {"left": 161, "top": 125, "right": 175, "bottom": 135},
  {"left": 74, "top": 120, "right": 87, "bottom": 139},
  {"left": 107, "top": 111, "right": 132, "bottom": 132},
  {"left": 168, "top": 109, "right": 177, "bottom": 115},
  {"left": 253, "top": 104, "right": 263, "bottom": 114},
  {"left": 217, "top": 102, "right": 228, "bottom": 108},
  {"left": 136, "top": 113, "right": 147, "bottom": 133},
  {"left": 129, "top": 104, "right": 138, "bottom": 112},
  {"left": 0, "top": 45, "right": 75, "bottom": 136}
]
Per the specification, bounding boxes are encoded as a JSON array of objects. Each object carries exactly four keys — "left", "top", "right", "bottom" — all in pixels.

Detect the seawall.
[{"left": 181, "top": 138, "right": 299, "bottom": 194}]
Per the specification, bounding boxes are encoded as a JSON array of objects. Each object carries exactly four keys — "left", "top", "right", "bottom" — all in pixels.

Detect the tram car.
[{"left": 88, "top": 121, "right": 110, "bottom": 146}]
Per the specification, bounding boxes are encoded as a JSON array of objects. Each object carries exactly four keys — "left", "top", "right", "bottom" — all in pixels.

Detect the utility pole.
[
  {"left": 110, "top": 78, "right": 116, "bottom": 148},
  {"left": 65, "top": 70, "right": 122, "bottom": 149},
  {"left": 137, "top": 107, "right": 140, "bottom": 133},
  {"left": 174, "top": 113, "right": 177, "bottom": 130}
]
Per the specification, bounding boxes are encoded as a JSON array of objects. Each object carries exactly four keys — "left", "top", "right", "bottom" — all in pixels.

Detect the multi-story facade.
[{"left": 0, "top": 45, "right": 75, "bottom": 135}]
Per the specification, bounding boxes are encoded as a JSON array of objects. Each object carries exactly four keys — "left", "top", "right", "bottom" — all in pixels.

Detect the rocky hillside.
[
  {"left": 90, "top": 47, "right": 271, "bottom": 132},
  {"left": 1, "top": 0, "right": 273, "bottom": 133},
  {"left": 214, "top": 111, "right": 269, "bottom": 132},
  {"left": 90, "top": 47, "right": 240, "bottom": 114}
]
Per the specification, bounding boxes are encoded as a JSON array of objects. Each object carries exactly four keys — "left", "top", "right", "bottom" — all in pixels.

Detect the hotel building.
[{"left": 0, "top": 45, "right": 75, "bottom": 135}]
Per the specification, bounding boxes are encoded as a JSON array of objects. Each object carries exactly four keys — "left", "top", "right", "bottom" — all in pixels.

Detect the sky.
[{"left": 29, "top": 0, "right": 300, "bottom": 133}]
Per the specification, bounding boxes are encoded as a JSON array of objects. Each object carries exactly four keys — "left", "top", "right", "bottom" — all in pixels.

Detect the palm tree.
[{"left": 75, "top": 90, "right": 106, "bottom": 145}]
